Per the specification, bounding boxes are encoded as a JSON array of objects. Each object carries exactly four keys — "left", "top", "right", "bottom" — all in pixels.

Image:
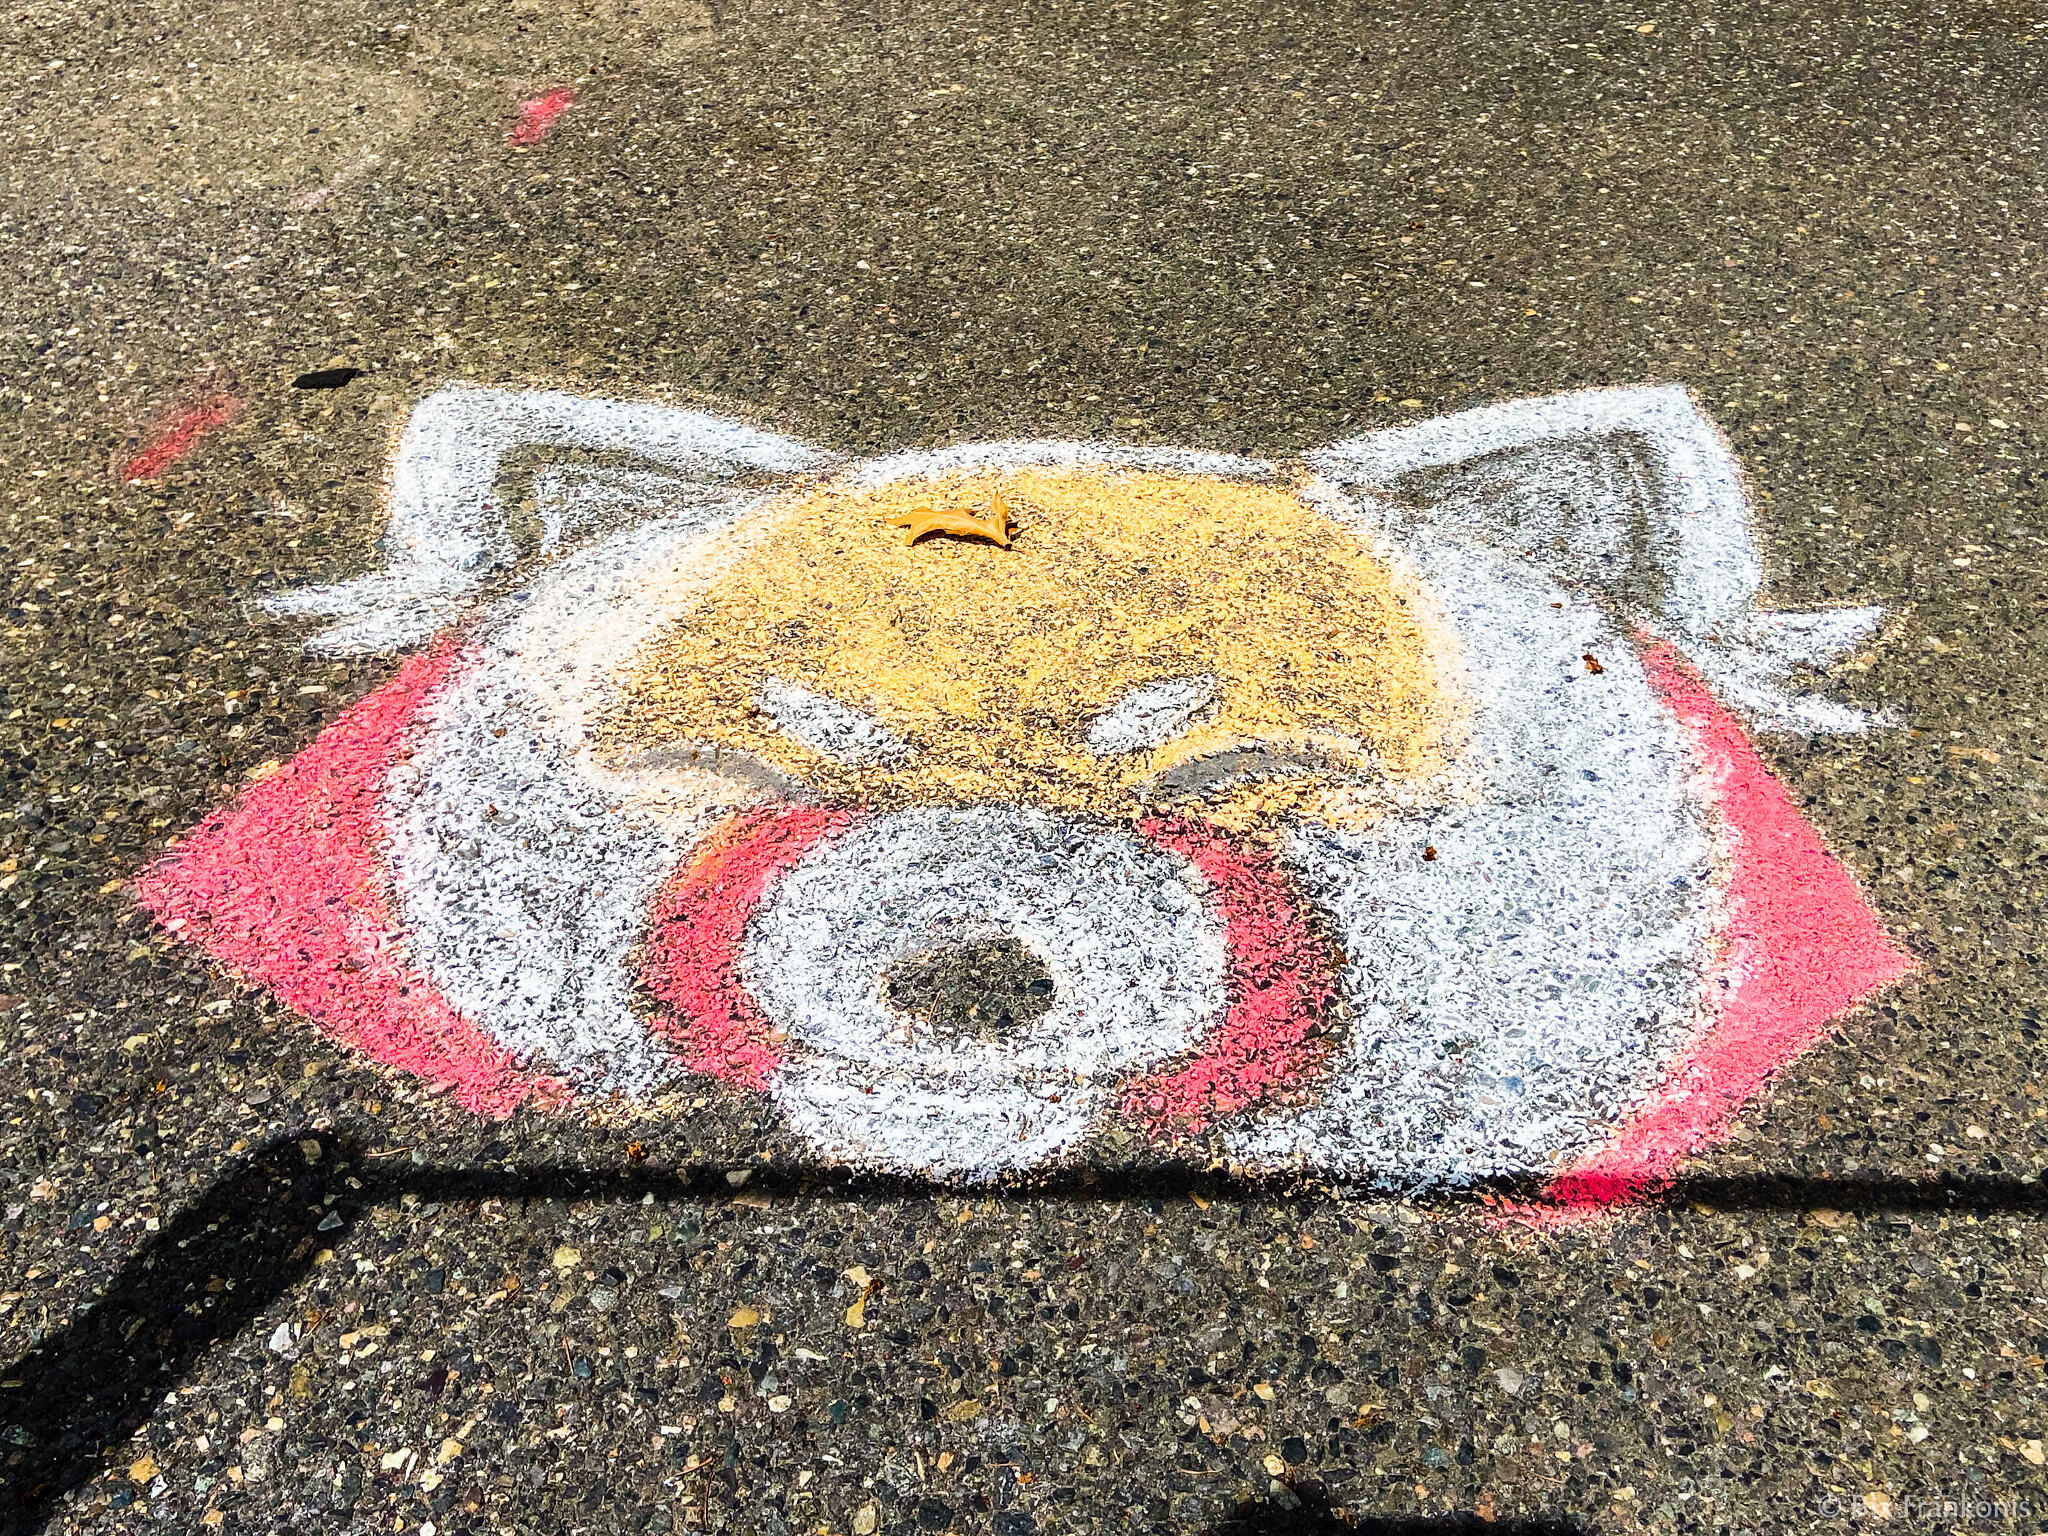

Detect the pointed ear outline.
[
  {"left": 261, "top": 385, "right": 833, "bottom": 656},
  {"left": 1308, "top": 384, "right": 1888, "bottom": 734}
]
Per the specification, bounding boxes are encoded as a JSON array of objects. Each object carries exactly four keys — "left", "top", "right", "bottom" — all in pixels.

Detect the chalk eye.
[
  {"left": 1137, "top": 739, "right": 1402, "bottom": 833},
  {"left": 1084, "top": 675, "right": 1221, "bottom": 755},
  {"left": 605, "top": 740, "right": 802, "bottom": 797},
  {"left": 756, "top": 678, "right": 913, "bottom": 767},
  {"left": 1144, "top": 744, "right": 1369, "bottom": 797}
]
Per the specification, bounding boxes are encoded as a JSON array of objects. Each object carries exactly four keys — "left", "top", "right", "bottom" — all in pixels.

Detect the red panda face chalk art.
[{"left": 138, "top": 384, "right": 1914, "bottom": 1207}]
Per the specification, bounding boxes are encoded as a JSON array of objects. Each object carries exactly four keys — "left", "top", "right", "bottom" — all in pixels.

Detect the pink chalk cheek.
[
  {"left": 134, "top": 645, "right": 569, "bottom": 1116},
  {"left": 1529, "top": 640, "right": 1917, "bottom": 1218},
  {"left": 639, "top": 805, "right": 863, "bottom": 1090},
  {"left": 1123, "top": 817, "right": 1344, "bottom": 1136}
]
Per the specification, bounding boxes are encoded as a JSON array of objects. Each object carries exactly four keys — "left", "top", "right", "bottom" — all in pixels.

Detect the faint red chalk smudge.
[
  {"left": 509, "top": 88, "right": 578, "bottom": 147},
  {"left": 120, "top": 394, "right": 244, "bottom": 482}
]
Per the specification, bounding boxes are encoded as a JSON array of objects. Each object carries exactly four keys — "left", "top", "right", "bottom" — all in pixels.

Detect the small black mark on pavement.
[{"left": 291, "top": 367, "right": 363, "bottom": 390}]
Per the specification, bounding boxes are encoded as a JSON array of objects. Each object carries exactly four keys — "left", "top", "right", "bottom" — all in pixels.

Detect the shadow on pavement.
[
  {"left": 380, "top": 1163, "right": 2048, "bottom": 1214},
  {"left": 1210, "top": 1484, "right": 1585, "bottom": 1533},
  {"left": 5, "top": 1133, "right": 2045, "bottom": 1533},
  {"left": 0, "top": 1136, "right": 366, "bottom": 1536}
]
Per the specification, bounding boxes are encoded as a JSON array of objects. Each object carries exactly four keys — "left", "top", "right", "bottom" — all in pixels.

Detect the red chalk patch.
[
  {"left": 121, "top": 394, "right": 244, "bottom": 482},
  {"left": 1123, "top": 816, "right": 1341, "bottom": 1133},
  {"left": 642, "top": 804, "right": 862, "bottom": 1090},
  {"left": 1524, "top": 641, "right": 1916, "bottom": 1219},
  {"left": 643, "top": 807, "right": 1337, "bottom": 1132},
  {"left": 509, "top": 88, "right": 577, "bottom": 147},
  {"left": 135, "top": 646, "right": 568, "bottom": 1116}
]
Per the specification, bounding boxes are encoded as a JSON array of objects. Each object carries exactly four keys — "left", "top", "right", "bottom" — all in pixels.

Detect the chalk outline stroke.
[
  {"left": 217, "top": 380, "right": 1910, "bottom": 1204},
  {"left": 261, "top": 381, "right": 1885, "bottom": 739}
]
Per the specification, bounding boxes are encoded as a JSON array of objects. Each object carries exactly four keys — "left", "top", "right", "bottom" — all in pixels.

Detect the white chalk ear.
[
  {"left": 1308, "top": 385, "right": 1886, "bottom": 734},
  {"left": 262, "top": 385, "right": 832, "bottom": 656}
]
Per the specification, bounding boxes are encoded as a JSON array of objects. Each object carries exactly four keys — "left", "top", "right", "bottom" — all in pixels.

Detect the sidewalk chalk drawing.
[{"left": 137, "top": 384, "right": 1914, "bottom": 1198}]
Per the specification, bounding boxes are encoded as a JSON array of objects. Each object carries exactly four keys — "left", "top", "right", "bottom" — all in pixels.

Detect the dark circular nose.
[{"left": 883, "top": 937, "right": 1056, "bottom": 1042}]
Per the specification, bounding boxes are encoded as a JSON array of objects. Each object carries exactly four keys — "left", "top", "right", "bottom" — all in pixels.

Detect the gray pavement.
[{"left": 3, "top": 1, "right": 2048, "bottom": 1533}]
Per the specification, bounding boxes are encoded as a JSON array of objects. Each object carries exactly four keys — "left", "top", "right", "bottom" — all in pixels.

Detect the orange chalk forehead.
[{"left": 593, "top": 465, "right": 1450, "bottom": 824}]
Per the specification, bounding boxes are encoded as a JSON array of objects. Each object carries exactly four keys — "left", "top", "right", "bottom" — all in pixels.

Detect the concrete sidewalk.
[{"left": 2, "top": 1, "right": 2045, "bottom": 1533}]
